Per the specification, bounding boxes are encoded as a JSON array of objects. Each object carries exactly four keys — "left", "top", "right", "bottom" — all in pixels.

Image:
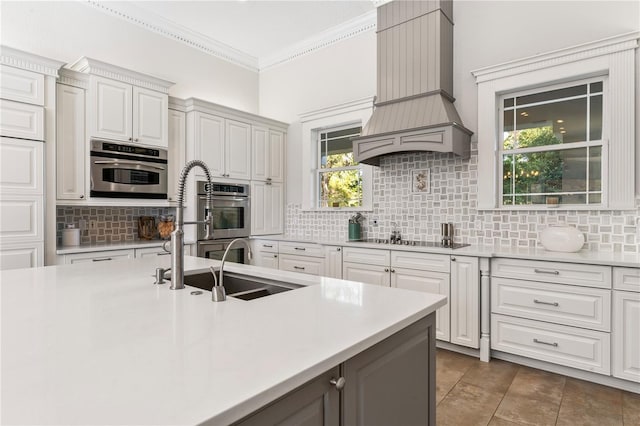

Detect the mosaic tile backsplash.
[
  {"left": 285, "top": 144, "right": 640, "bottom": 253},
  {"left": 56, "top": 207, "right": 174, "bottom": 245}
]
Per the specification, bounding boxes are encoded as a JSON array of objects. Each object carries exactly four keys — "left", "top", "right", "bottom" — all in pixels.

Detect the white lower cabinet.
[
  {"left": 251, "top": 239, "right": 279, "bottom": 269},
  {"left": 135, "top": 246, "right": 172, "bottom": 259},
  {"left": 612, "top": 267, "right": 640, "bottom": 383},
  {"left": 251, "top": 182, "right": 283, "bottom": 235},
  {"left": 450, "top": 256, "right": 479, "bottom": 348},
  {"left": 279, "top": 254, "right": 325, "bottom": 276},
  {"left": 323, "top": 246, "right": 343, "bottom": 279},
  {"left": 0, "top": 242, "right": 43, "bottom": 270},
  {"left": 343, "top": 261, "right": 390, "bottom": 286},
  {"left": 392, "top": 267, "right": 450, "bottom": 341}
]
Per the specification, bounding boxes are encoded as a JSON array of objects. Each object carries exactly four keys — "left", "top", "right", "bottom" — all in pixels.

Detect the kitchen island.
[{"left": 0, "top": 256, "right": 446, "bottom": 425}]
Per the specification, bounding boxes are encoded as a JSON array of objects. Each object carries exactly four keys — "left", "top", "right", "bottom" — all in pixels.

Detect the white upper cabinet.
[
  {"left": 168, "top": 108, "right": 186, "bottom": 203},
  {"left": 56, "top": 83, "right": 86, "bottom": 200},
  {"left": 0, "top": 65, "right": 44, "bottom": 106},
  {"left": 225, "top": 119, "right": 251, "bottom": 180},
  {"left": 133, "top": 86, "right": 168, "bottom": 147},
  {"left": 69, "top": 57, "right": 173, "bottom": 149},
  {"left": 193, "top": 111, "right": 225, "bottom": 178},
  {"left": 252, "top": 126, "right": 284, "bottom": 182}
]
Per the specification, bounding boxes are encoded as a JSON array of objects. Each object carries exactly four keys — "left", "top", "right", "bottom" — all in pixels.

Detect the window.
[
  {"left": 317, "top": 125, "right": 363, "bottom": 208},
  {"left": 472, "top": 33, "right": 637, "bottom": 210},
  {"left": 500, "top": 78, "right": 605, "bottom": 207}
]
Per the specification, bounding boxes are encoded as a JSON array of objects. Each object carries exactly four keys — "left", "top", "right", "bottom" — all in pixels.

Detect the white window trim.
[
  {"left": 472, "top": 31, "right": 639, "bottom": 211},
  {"left": 300, "top": 97, "right": 374, "bottom": 211}
]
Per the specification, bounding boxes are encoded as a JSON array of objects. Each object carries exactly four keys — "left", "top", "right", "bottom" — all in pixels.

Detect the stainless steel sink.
[{"left": 179, "top": 271, "right": 301, "bottom": 301}]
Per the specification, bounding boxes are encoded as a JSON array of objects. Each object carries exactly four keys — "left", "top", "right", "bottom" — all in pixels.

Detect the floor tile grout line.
[{"left": 487, "top": 365, "right": 522, "bottom": 425}]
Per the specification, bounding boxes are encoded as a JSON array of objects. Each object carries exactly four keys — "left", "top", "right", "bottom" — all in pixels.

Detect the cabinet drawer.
[
  {"left": 0, "top": 65, "right": 44, "bottom": 105},
  {"left": 253, "top": 239, "right": 279, "bottom": 254},
  {"left": 278, "top": 254, "right": 324, "bottom": 276},
  {"left": 0, "top": 197, "right": 43, "bottom": 243},
  {"left": 613, "top": 267, "right": 640, "bottom": 292},
  {"left": 278, "top": 241, "right": 324, "bottom": 258},
  {"left": 492, "top": 277, "right": 611, "bottom": 331},
  {"left": 343, "top": 247, "right": 390, "bottom": 266},
  {"left": 0, "top": 100, "right": 44, "bottom": 141},
  {"left": 64, "top": 249, "right": 135, "bottom": 264},
  {"left": 491, "top": 314, "right": 610, "bottom": 375},
  {"left": 391, "top": 250, "right": 450, "bottom": 273},
  {"left": 492, "top": 258, "right": 611, "bottom": 289},
  {"left": 0, "top": 137, "right": 43, "bottom": 194},
  {"left": 134, "top": 246, "right": 171, "bottom": 258}
]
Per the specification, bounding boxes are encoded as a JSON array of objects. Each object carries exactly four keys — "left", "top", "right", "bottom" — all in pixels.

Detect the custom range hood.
[{"left": 353, "top": 0, "right": 472, "bottom": 166}]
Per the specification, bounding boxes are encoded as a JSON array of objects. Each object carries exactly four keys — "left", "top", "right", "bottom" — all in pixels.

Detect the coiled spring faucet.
[{"left": 169, "top": 160, "right": 215, "bottom": 290}]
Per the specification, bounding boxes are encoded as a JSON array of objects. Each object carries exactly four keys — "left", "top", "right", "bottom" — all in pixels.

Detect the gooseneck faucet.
[
  {"left": 170, "top": 160, "right": 215, "bottom": 290},
  {"left": 213, "top": 238, "right": 253, "bottom": 302}
]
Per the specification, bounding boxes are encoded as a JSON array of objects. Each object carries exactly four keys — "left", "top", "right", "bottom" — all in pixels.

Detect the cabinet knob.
[
  {"left": 337, "top": 247, "right": 341, "bottom": 252},
  {"left": 330, "top": 377, "right": 346, "bottom": 391},
  {"left": 391, "top": 269, "right": 396, "bottom": 273},
  {"left": 79, "top": 195, "right": 85, "bottom": 199},
  {"left": 274, "top": 254, "right": 278, "bottom": 258},
  {"left": 134, "top": 138, "right": 139, "bottom": 142},
  {"left": 451, "top": 257, "right": 456, "bottom": 261},
  {"left": 384, "top": 268, "right": 389, "bottom": 272},
  {"left": 129, "top": 137, "right": 132, "bottom": 141}
]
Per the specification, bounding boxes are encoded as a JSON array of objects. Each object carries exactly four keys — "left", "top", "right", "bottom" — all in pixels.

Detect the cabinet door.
[
  {"left": 0, "top": 65, "right": 44, "bottom": 105},
  {"left": 0, "top": 99, "right": 44, "bottom": 141},
  {"left": 343, "top": 261, "right": 390, "bottom": 286},
  {"left": 613, "top": 290, "right": 640, "bottom": 382},
  {"left": 0, "top": 137, "right": 43, "bottom": 195},
  {"left": 0, "top": 242, "right": 43, "bottom": 270},
  {"left": 0, "top": 197, "right": 43, "bottom": 244},
  {"left": 195, "top": 112, "right": 224, "bottom": 178},
  {"left": 343, "top": 315, "right": 435, "bottom": 426},
  {"left": 91, "top": 76, "right": 132, "bottom": 142},
  {"left": 450, "top": 256, "right": 480, "bottom": 348},
  {"left": 133, "top": 87, "right": 168, "bottom": 148},
  {"left": 56, "top": 84, "right": 86, "bottom": 200},
  {"left": 324, "top": 246, "right": 343, "bottom": 279},
  {"left": 250, "top": 181, "right": 267, "bottom": 235},
  {"left": 252, "top": 251, "right": 279, "bottom": 269},
  {"left": 392, "top": 267, "right": 450, "bottom": 342},
  {"left": 268, "top": 182, "right": 283, "bottom": 234},
  {"left": 134, "top": 246, "right": 171, "bottom": 259},
  {"left": 233, "top": 367, "right": 340, "bottom": 426},
  {"left": 268, "top": 129, "right": 285, "bottom": 182},
  {"left": 251, "top": 125, "right": 268, "bottom": 180},
  {"left": 225, "top": 119, "right": 251, "bottom": 180},
  {"left": 168, "top": 109, "right": 185, "bottom": 202}
]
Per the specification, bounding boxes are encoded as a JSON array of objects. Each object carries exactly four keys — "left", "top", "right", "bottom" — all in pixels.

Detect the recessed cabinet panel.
[
  {"left": 168, "top": 109, "right": 186, "bottom": 202},
  {"left": 343, "top": 261, "right": 390, "bottom": 286},
  {"left": 268, "top": 130, "right": 285, "bottom": 182},
  {"left": 225, "top": 119, "right": 251, "bottom": 180},
  {"left": 0, "top": 65, "right": 44, "bottom": 105},
  {"left": 251, "top": 126, "right": 269, "bottom": 180},
  {"left": 250, "top": 181, "right": 267, "bottom": 235},
  {"left": 0, "top": 99, "right": 44, "bottom": 141},
  {"left": 0, "top": 137, "right": 43, "bottom": 195},
  {"left": 56, "top": 84, "right": 86, "bottom": 200},
  {"left": 451, "top": 256, "right": 480, "bottom": 348},
  {"left": 0, "top": 197, "right": 42, "bottom": 243},
  {"left": 92, "top": 76, "right": 132, "bottom": 141},
  {"left": 195, "top": 112, "right": 224, "bottom": 178},
  {"left": 279, "top": 254, "right": 324, "bottom": 276},
  {"left": 0, "top": 242, "right": 43, "bottom": 270},
  {"left": 612, "top": 290, "right": 640, "bottom": 382},
  {"left": 133, "top": 87, "right": 168, "bottom": 147},
  {"left": 268, "top": 183, "right": 283, "bottom": 234}
]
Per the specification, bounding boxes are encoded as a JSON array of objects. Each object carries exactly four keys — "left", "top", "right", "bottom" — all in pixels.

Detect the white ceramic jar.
[{"left": 539, "top": 224, "right": 585, "bottom": 252}]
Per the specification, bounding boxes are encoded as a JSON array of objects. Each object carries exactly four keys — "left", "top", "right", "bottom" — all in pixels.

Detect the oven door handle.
[
  {"left": 93, "top": 160, "right": 166, "bottom": 171},
  {"left": 199, "top": 196, "right": 248, "bottom": 202}
]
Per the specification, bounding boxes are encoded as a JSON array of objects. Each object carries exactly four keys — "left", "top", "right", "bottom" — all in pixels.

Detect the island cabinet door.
[
  {"left": 232, "top": 367, "right": 340, "bottom": 426},
  {"left": 342, "top": 314, "right": 435, "bottom": 426}
]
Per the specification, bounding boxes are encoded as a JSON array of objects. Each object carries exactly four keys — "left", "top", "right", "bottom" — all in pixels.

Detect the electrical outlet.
[
  {"left": 372, "top": 218, "right": 379, "bottom": 227},
  {"left": 89, "top": 220, "right": 97, "bottom": 230}
]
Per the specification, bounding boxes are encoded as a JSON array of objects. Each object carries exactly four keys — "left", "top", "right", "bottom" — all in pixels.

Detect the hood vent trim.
[{"left": 353, "top": 0, "right": 472, "bottom": 166}]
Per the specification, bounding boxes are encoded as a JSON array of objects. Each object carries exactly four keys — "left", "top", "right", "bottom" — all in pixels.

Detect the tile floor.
[{"left": 436, "top": 349, "right": 640, "bottom": 426}]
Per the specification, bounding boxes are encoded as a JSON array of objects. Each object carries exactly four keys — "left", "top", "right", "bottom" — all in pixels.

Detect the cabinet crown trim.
[
  {"left": 58, "top": 68, "right": 90, "bottom": 89},
  {"left": 68, "top": 57, "right": 174, "bottom": 94},
  {"left": 1, "top": 45, "right": 66, "bottom": 78},
  {"left": 184, "top": 97, "right": 289, "bottom": 129}
]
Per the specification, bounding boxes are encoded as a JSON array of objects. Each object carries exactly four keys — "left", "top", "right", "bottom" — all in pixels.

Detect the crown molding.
[
  {"left": 84, "top": 0, "right": 259, "bottom": 72},
  {"left": 83, "top": 0, "right": 376, "bottom": 73},
  {"left": 300, "top": 96, "right": 375, "bottom": 123},
  {"left": 58, "top": 68, "right": 90, "bottom": 89},
  {"left": 0, "top": 46, "right": 66, "bottom": 77},
  {"left": 68, "top": 57, "right": 174, "bottom": 93},
  {"left": 260, "top": 10, "right": 377, "bottom": 71},
  {"left": 472, "top": 31, "right": 640, "bottom": 83}
]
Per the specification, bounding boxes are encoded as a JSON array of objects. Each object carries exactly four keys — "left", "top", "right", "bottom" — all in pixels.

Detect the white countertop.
[
  {"left": 253, "top": 236, "right": 640, "bottom": 268},
  {"left": 0, "top": 256, "right": 446, "bottom": 425}
]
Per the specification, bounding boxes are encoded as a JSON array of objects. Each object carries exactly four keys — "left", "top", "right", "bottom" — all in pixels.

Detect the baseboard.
[{"left": 436, "top": 341, "right": 481, "bottom": 359}]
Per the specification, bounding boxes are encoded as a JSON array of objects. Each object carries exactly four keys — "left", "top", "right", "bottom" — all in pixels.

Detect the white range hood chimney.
[{"left": 353, "top": 0, "right": 472, "bottom": 166}]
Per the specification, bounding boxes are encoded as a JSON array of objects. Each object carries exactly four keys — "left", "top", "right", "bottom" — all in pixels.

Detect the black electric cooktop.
[{"left": 349, "top": 239, "right": 470, "bottom": 249}]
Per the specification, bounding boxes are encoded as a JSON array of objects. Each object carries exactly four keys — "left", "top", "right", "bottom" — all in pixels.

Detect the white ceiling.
[{"left": 97, "top": 1, "right": 379, "bottom": 70}]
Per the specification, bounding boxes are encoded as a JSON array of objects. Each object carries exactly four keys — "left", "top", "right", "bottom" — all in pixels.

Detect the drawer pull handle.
[
  {"left": 294, "top": 266, "right": 305, "bottom": 270},
  {"left": 534, "top": 268, "right": 560, "bottom": 275},
  {"left": 156, "top": 252, "right": 171, "bottom": 256},
  {"left": 533, "top": 338, "right": 558, "bottom": 347},
  {"left": 294, "top": 247, "right": 306, "bottom": 251},
  {"left": 92, "top": 257, "right": 112, "bottom": 262},
  {"left": 533, "top": 299, "right": 559, "bottom": 307},
  {"left": 263, "top": 244, "right": 273, "bottom": 248}
]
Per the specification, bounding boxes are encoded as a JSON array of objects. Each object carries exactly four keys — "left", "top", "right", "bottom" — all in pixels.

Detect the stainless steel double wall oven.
[{"left": 196, "top": 181, "right": 251, "bottom": 264}]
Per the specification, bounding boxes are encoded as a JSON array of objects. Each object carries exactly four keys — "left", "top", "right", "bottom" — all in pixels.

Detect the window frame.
[
  {"left": 316, "top": 124, "right": 364, "bottom": 209},
  {"left": 471, "top": 32, "right": 638, "bottom": 211},
  {"left": 497, "top": 76, "right": 609, "bottom": 209},
  {"left": 300, "top": 97, "right": 375, "bottom": 212}
]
